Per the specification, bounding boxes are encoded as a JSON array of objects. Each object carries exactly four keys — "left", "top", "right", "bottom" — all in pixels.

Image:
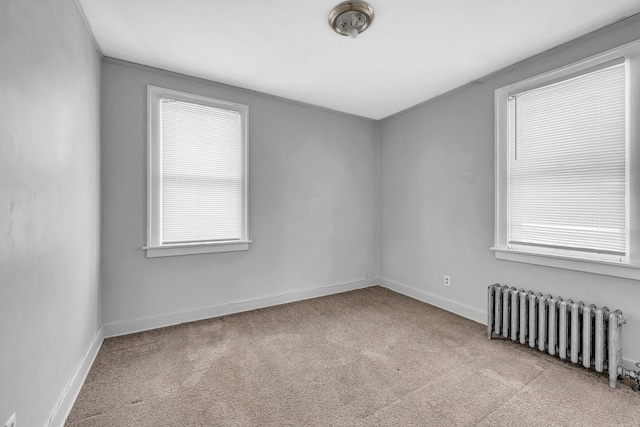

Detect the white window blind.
[
  {"left": 161, "top": 99, "right": 242, "bottom": 244},
  {"left": 507, "top": 62, "right": 627, "bottom": 257}
]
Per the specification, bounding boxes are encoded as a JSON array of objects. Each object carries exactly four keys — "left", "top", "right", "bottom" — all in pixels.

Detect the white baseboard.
[
  {"left": 378, "top": 277, "right": 486, "bottom": 324},
  {"left": 104, "top": 278, "right": 377, "bottom": 338},
  {"left": 48, "top": 326, "right": 104, "bottom": 427},
  {"left": 622, "top": 357, "right": 638, "bottom": 371}
]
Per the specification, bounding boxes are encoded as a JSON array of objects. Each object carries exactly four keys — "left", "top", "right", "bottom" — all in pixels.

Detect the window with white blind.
[
  {"left": 494, "top": 40, "right": 640, "bottom": 279},
  {"left": 145, "top": 86, "right": 249, "bottom": 257}
]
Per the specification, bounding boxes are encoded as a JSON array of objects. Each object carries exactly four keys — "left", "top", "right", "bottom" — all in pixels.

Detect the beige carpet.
[{"left": 66, "top": 286, "right": 640, "bottom": 426}]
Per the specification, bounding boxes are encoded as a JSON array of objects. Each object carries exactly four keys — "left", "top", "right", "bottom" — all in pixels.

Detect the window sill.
[
  {"left": 144, "top": 240, "right": 251, "bottom": 258},
  {"left": 490, "top": 247, "right": 640, "bottom": 280}
]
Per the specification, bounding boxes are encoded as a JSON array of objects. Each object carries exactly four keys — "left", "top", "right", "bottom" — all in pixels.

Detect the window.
[
  {"left": 145, "top": 86, "right": 250, "bottom": 257},
  {"left": 493, "top": 40, "right": 640, "bottom": 279}
]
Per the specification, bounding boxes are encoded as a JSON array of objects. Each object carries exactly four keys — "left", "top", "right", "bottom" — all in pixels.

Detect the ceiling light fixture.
[{"left": 328, "top": 1, "right": 374, "bottom": 39}]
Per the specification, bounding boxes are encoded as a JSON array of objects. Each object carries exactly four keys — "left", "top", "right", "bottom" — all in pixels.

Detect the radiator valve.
[{"left": 616, "top": 364, "right": 640, "bottom": 393}]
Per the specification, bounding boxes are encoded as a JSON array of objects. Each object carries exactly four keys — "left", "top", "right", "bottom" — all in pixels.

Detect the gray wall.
[
  {"left": 101, "top": 60, "right": 378, "bottom": 327},
  {"left": 0, "top": 1, "right": 101, "bottom": 426},
  {"left": 379, "top": 17, "right": 640, "bottom": 363}
]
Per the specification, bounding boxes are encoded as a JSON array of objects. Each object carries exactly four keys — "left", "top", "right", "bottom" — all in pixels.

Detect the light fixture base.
[{"left": 329, "top": 1, "right": 374, "bottom": 38}]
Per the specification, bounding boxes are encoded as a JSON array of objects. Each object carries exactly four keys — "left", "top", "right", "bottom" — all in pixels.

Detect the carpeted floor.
[{"left": 66, "top": 286, "right": 640, "bottom": 426}]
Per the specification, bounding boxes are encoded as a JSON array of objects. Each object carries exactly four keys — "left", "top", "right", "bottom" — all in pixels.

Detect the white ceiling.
[{"left": 78, "top": 0, "right": 640, "bottom": 120}]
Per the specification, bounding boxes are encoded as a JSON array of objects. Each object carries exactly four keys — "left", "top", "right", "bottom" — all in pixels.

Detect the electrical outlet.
[
  {"left": 4, "top": 413, "right": 16, "bottom": 427},
  {"left": 366, "top": 273, "right": 374, "bottom": 278},
  {"left": 444, "top": 276, "right": 451, "bottom": 286}
]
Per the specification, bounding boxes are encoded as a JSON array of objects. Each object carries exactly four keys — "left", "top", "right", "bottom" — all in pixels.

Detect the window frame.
[
  {"left": 145, "top": 85, "right": 250, "bottom": 258},
  {"left": 492, "top": 39, "right": 640, "bottom": 280}
]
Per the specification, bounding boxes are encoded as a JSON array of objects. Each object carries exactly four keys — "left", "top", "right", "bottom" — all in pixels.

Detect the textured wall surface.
[
  {"left": 100, "top": 60, "right": 378, "bottom": 327},
  {"left": 379, "top": 18, "right": 640, "bottom": 363},
  {"left": 0, "top": 0, "right": 101, "bottom": 426}
]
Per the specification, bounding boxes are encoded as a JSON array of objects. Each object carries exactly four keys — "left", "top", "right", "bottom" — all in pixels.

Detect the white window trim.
[
  {"left": 493, "top": 39, "right": 640, "bottom": 279},
  {"left": 144, "top": 85, "right": 250, "bottom": 258}
]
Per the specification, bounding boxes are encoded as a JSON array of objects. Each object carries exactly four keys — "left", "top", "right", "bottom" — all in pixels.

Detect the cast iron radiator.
[{"left": 487, "top": 283, "right": 627, "bottom": 388}]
